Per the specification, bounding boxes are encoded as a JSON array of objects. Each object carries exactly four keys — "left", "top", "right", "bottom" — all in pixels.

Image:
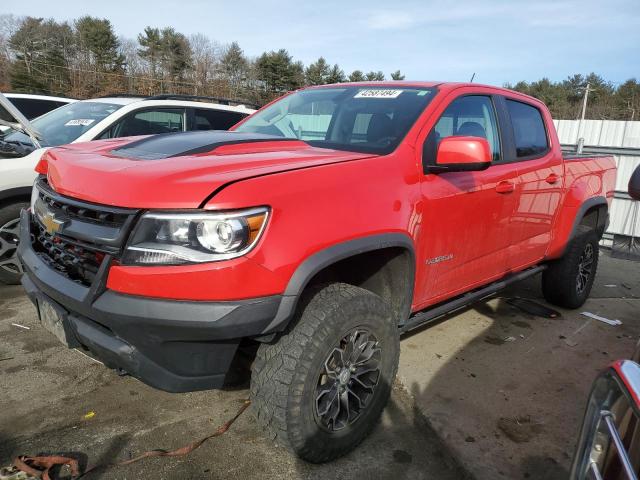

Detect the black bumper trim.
[{"left": 18, "top": 209, "right": 283, "bottom": 392}]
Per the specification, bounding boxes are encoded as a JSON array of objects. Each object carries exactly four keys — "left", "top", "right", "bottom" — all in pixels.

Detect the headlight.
[{"left": 121, "top": 207, "right": 269, "bottom": 265}]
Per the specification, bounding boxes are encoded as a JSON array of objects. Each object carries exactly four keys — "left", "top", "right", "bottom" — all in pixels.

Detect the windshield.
[
  {"left": 1, "top": 101, "right": 123, "bottom": 148},
  {"left": 234, "top": 86, "right": 437, "bottom": 154}
]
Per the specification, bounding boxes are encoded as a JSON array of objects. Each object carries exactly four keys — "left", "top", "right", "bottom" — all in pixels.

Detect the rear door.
[
  {"left": 415, "top": 90, "right": 519, "bottom": 306},
  {"left": 498, "top": 96, "right": 563, "bottom": 269}
]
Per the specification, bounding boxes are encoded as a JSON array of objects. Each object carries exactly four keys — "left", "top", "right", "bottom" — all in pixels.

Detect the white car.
[
  {"left": 5, "top": 93, "right": 76, "bottom": 120},
  {"left": 0, "top": 93, "right": 256, "bottom": 284}
]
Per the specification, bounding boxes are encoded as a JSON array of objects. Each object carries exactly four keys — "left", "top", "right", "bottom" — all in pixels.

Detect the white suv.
[{"left": 0, "top": 94, "right": 256, "bottom": 284}]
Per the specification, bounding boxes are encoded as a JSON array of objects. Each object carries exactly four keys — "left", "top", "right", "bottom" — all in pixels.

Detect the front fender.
[{"left": 263, "top": 232, "right": 416, "bottom": 333}]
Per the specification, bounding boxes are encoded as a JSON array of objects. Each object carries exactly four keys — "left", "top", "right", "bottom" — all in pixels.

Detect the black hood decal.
[{"left": 110, "top": 130, "right": 295, "bottom": 160}]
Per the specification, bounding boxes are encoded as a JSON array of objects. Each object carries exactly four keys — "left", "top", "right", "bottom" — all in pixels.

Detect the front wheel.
[
  {"left": 542, "top": 226, "right": 600, "bottom": 309},
  {"left": 0, "top": 203, "right": 27, "bottom": 285},
  {"left": 250, "top": 283, "right": 399, "bottom": 463}
]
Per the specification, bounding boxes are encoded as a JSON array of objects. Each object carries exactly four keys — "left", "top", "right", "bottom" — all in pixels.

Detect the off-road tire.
[
  {"left": 0, "top": 202, "right": 27, "bottom": 285},
  {"left": 250, "top": 282, "right": 400, "bottom": 463},
  {"left": 542, "top": 226, "right": 599, "bottom": 309}
]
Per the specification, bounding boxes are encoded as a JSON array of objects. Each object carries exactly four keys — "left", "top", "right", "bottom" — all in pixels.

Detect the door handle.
[
  {"left": 496, "top": 181, "right": 515, "bottom": 194},
  {"left": 546, "top": 173, "right": 560, "bottom": 184}
]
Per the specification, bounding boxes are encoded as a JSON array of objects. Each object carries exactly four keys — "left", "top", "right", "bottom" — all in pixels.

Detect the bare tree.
[
  {"left": 189, "top": 33, "right": 219, "bottom": 94},
  {"left": 0, "top": 14, "right": 23, "bottom": 89}
]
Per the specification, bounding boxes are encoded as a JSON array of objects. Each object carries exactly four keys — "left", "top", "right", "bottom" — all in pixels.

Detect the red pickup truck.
[{"left": 17, "top": 82, "right": 616, "bottom": 462}]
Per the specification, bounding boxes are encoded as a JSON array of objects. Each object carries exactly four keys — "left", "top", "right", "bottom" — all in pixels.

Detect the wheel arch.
[
  {"left": 263, "top": 233, "right": 416, "bottom": 334},
  {"left": 0, "top": 187, "right": 31, "bottom": 209},
  {"left": 548, "top": 196, "right": 608, "bottom": 259},
  {"left": 568, "top": 196, "right": 608, "bottom": 241}
]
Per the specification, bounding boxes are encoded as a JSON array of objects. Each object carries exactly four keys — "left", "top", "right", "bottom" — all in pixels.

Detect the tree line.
[
  {"left": 0, "top": 14, "right": 405, "bottom": 106},
  {"left": 0, "top": 14, "right": 638, "bottom": 118},
  {"left": 505, "top": 75, "right": 640, "bottom": 121}
]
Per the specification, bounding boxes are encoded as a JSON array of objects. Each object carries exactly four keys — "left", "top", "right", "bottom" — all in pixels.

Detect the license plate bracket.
[{"left": 37, "top": 298, "right": 77, "bottom": 348}]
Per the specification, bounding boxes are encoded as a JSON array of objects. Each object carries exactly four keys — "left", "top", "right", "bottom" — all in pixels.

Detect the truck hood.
[{"left": 44, "top": 131, "right": 376, "bottom": 209}]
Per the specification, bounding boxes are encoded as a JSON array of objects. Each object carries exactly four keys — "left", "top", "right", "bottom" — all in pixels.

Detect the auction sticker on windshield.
[
  {"left": 354, "top": 89, "right": 403, "bottom": 99},
  {"left": 65, "top": 119, "right": 95, "bottom": 127}
]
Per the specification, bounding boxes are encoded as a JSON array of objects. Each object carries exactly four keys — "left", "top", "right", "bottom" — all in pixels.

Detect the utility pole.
[{"left": 576, "top": 82, "right": 591, "bottom": 153}]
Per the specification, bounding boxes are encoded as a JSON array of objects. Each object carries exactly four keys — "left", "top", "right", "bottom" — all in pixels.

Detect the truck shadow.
[
  {"left": 399, "top": 290, "right": 573, "bottom": 479},
  {"left": 393, "top": 265, "right": 640, "bottom": 479}
]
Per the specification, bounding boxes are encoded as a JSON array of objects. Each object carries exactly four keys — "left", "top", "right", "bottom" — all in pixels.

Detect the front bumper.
[{"left": 17, "top": 210, "right": 282, "bottom": 392}]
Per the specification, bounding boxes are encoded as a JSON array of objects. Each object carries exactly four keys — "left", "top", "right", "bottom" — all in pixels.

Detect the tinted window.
[
  {"left": 8, "top": 98, "right": 69, "bottom": 119},
  {"left": 194, "top": 109, "right": 247, "bottom": 131},
  {"left": 425, "top": 95, "right": 501, "bottom": 164},
  {"left": 235, "top": 87, "right": 437, "bottom": 155},
  {"left": 102, "top": 108, "right": 185, "bottom": 139},
  {"left": 2, "top": 101, "right": 122, "bottom": 147},
  {"left": 505, "top": 99, "right": 548, "bottom": 158}
]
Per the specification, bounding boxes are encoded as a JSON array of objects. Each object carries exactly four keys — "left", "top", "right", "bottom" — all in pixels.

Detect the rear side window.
[
  {"left": 505, "top": 100, "right": 548, "bottom": 158},
  {"left": 8, "top": 98, "right": 68, "bottom": 119},
  {"left": 194, "top": 109, "right": 247, "bottom": 131},
  {"left": 102, "top": 108, "right": 185, "bottom": 139}
]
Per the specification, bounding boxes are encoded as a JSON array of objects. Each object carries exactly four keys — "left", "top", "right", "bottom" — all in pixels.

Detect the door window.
[
  {"left": 193, "top": 108, "right": 247, "bottom": 131},
  {"left": 424, "top": 95, "right": 501, "bottom": 167},
  {"left": 505, "top": 99, "right": 548, "bottom": 158},
  {"left": 100, "top": 108, "right": 185, "bottom": 139}
]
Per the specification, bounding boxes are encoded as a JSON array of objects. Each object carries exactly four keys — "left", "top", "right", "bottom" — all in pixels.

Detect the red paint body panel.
[
  {"left": 44, "top": 138, "right": 374, "bottom": 209},
  {"left": 42, "top": 82, "right": 616, "bottom": 310}
]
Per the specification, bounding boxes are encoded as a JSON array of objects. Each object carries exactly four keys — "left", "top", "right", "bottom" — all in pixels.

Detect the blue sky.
[{"left": 6, "top": 0, "right": 640, "bottom": 86}]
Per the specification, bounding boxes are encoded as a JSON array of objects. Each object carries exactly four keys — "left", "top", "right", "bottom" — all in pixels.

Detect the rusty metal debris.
[{"left": 9, "top": 399, "right": 250, "bottom": 479}]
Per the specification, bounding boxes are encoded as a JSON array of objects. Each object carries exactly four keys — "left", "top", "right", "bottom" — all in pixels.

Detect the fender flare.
[
  {"left": 560, "top": 196, "right": 608, "bottom": 255},
  {"left": 262, "top": 232, "right": 416, "bottom": 334}
]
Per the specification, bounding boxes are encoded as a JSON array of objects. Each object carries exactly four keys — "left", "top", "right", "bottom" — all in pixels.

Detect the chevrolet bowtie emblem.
[{"left": 42, "top": 211, "right": 66, "bottom": 235}]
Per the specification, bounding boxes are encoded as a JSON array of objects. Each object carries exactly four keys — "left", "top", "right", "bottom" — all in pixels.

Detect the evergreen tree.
[
  {"left": 9, "top": 17, "right": 72, "bottom": 95},
  {"left": 137, "top": 26, "right": 162, "bottom": 77},
  {"left": 160, "top": 27, "right": 191, "bottom": 80},
  {"left": 305, "top": 56, "right": 330, "bottom": 85},
  {"left": 365, "top": 71, "right": 385, "bottom": 81},
  {"left": 326, "top": 64, "right": 346, "bottom": 84},
  {"left": 75, "top": 16, "right": 123, "bottom": 71},
  {"left": 255, "top": 49, "right": 303, "bottom": 93},
  {"left": 348, "top": 70, "right": 365, "bottom": 82},
  {"left": 220, "top": 41, "right": 248, "bottom": 94}
]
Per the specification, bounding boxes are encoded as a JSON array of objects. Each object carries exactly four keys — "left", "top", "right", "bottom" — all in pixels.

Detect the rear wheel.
[
  {"left": 0, "top": 203, "right": 27, "bottom": 285},
  {"left": 542, "top": 226, "right": 599, "bottom": 309},
  {"left": 250, "top": 283, "right": 399, "bottom": 463}
]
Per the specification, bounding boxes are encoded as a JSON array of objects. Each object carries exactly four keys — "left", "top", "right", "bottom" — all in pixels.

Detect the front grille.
[
  {"left": 30, "top": 178, "right": 137, "bottom": 287},
  {"left": 38, "top": 190, "right": 130, "bottom": 227},
  {"left": 32, "top": 222, "right": 103, "bottom": 286}
]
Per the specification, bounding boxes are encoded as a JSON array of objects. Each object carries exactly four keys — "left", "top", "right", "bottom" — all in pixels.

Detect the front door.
[{"left": 415, "top": 93, "right": 518, "bottom": 307}]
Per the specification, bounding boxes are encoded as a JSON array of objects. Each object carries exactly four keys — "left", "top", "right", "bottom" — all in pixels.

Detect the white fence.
[{"left": 554, "top": 119, "right": 640, "bottom": 247}]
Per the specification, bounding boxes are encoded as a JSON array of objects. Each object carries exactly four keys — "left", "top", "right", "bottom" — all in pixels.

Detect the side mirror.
[
  {"left": 629, "top": 165, "right": 640, "bottom": 201},
  {"left": 431, "top": 136, "right": 491, "bottom": 173}
]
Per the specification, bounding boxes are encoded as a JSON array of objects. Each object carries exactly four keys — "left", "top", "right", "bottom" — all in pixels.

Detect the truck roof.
[{"left": 306, "top": 81, "right": 543, "bottom": 105}]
